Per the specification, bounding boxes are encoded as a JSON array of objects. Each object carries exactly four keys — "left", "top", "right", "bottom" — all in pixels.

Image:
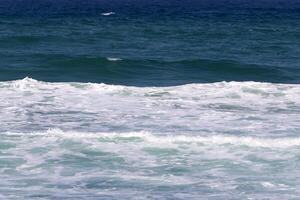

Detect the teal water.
[
  {"left": 1, "top": 7, "right": 300, "bottom": 85},
  {"left": 0, "top": 1, "right": 300, "bottom": 199}
]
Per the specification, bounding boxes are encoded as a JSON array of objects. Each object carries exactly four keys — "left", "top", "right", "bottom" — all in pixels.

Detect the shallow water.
[{"left": 0, "top": 78, "right": 300, "bottom": 199}]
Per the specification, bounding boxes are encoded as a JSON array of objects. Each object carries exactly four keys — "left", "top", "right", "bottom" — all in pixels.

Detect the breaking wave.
[{"left": 3, "top": 128, "right": 300, "bottom": 149}]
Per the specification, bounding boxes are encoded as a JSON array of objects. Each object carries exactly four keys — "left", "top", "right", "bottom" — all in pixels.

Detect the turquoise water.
[{"left": 0, "top": 1, "right": 300, "bottom": 199}]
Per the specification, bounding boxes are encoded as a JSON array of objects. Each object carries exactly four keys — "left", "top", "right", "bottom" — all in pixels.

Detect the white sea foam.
[
  {"left": 1, "top": 78, "right": 300, "bottom": 138},
  {"left": 3, "top": 129, "right": 300, "bottom": 149},
  {"left": 1, "top": 81, "right": 299, "bottom": 200},
  {"left": 101, "top": 12, "right": 115, "bottom": 16},
  {"left": 1, "top": 127, "right": 299, "bottom": 199},
  {"left": 107, "top": 57, "right": 122, "bottom": 61}
]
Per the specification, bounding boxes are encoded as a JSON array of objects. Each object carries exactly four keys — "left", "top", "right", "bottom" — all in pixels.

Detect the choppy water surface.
[
  {"left": 0, "top": 1, "right": 300, "bottom": 199},
  {"left": 0, "top": 78, "right": 300, "bottom": 199}
]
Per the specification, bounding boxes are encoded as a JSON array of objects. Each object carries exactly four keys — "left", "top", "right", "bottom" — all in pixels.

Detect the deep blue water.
[{"left": 0, "top": 0, "right": 300, "bottom": 85}]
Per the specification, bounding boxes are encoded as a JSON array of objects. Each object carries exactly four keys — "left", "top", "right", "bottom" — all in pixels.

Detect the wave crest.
[
  {"left": 101, "top": 12, "right": 115, "bottom": 16},
  {"left": 2, "top": 129, "right": 300, "bottom": 149}
]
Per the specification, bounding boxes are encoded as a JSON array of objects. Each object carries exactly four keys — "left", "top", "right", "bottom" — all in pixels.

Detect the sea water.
[{"left": 0, "top": 1, "right": 300, "bottom": 199}]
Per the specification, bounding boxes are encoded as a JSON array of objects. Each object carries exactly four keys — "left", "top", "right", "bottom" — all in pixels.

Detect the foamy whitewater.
[{"left": 0, "top": 78, "right": 300, "bottom": 199}]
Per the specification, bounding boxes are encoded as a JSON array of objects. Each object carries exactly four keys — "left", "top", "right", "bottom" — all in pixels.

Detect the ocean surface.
[{"left": 0, "top": 1, "right": 300, "bottom": 199}]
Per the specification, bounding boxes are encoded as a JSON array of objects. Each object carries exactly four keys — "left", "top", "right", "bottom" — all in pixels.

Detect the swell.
[{"left": 0, "top": 55, "right": 298, "bottom": 86}]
